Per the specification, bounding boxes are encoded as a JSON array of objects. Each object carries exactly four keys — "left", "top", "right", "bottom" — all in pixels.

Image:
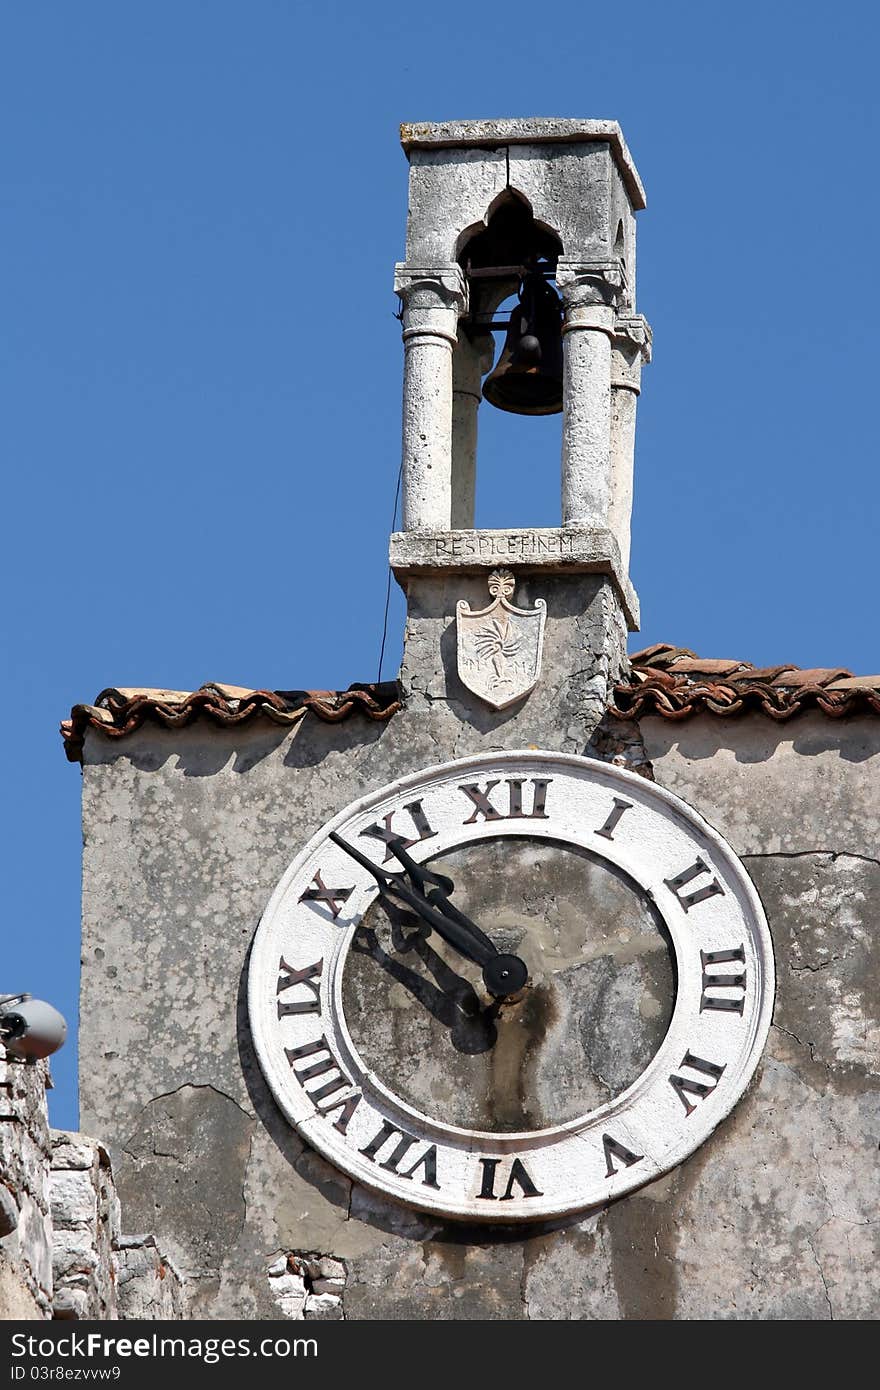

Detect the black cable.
[{"left": 376, "top": 461, "right": 403, "bottom": 684}]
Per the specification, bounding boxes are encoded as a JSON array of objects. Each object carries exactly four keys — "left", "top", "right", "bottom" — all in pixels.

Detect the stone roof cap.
[
  {"left": 399, "top": 118, "right": 647, "bottom": 210},
  {"left": 611, "top": 645, "right": 880, "bottom": 722}
]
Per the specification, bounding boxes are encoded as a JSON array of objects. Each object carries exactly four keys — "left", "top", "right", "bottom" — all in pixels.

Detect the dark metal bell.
[{"left": 482, "top": 272, "right": 564, "bottom": 416}]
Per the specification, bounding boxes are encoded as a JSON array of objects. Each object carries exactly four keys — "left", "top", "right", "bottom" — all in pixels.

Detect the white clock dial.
[{"left": 247, "top": 752, "right": 775, "bottom": 1222}]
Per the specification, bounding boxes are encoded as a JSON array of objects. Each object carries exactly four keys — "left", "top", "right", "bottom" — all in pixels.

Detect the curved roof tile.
[
  {"left": 61, "top": 645, "right": 880, "bottom": 762},
  {"left": 611, "top": 645, "right": 880, "bottom": 722},
  {"left": 61, "top": 682, "right": 401, "bottom": 763}
]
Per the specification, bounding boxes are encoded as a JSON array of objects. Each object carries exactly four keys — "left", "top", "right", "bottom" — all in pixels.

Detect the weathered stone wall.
[
  {"left": 77, "top": 695, "right": 880, "bottom": 1319},
  {"left": 0, "top": 1057, "right": 53, "bottom": 1318},
  {"left": 51, "top": 1132, "right": 120, "bottom": 1319},
  {"left": 0, "top": 1052, "right": 186, "bottom": 1320}
]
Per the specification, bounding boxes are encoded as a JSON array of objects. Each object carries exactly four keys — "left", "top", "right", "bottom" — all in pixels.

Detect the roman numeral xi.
[{"left": 359, "top": 800, "right": 437, "bottom": 862}]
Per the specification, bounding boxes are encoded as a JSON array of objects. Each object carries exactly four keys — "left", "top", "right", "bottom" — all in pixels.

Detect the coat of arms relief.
[{"left": 456, "top": 569, "right": 546, "bottom": 710}]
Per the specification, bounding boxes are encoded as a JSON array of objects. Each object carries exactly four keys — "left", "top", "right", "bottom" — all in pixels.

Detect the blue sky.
[{"left": 3, "top": 2, "right": 877, "bottom": 1128}]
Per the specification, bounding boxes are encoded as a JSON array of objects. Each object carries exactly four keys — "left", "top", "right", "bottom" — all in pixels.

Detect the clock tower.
[
  {"left": 389, "top": 119, "right": 648, "bottom": 742},
  {"left": 65, "top": 119, "right": 879, "bottom": 1321}
]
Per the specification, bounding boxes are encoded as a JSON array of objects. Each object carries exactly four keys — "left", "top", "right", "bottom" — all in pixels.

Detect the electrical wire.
[{"left": 376, "top": 461, "right": 403, "bottom": 684}]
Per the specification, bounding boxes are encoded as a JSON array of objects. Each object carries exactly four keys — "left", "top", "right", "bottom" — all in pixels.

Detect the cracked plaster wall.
[{"left": 78, "top": 647, "right": 879, "bottom": 1318}]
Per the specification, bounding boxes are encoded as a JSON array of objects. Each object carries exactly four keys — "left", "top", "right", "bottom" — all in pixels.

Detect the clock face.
[{"left": 248, "top": 752, "right": 775, "bottom": 1222}]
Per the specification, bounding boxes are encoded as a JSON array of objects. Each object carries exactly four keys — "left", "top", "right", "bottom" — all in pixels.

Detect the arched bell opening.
[
  {"left": 458, "top": 193, "right": 564, "bottom": 413},
  {"left": 451, "top": 192, "right": 565, "bottom": 531}
]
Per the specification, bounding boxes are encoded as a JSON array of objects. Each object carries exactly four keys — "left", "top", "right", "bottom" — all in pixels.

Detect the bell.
[{"left": 482, "top": 272, "right": 564, "bottom": 416}]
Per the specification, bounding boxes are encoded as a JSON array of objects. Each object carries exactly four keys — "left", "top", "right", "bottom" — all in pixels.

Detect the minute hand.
[
  {"left": 380, "top": 839, "right": 529, "bottom": 998},
  {"left": 383, "top": 838, "right": 499, "bottom": 959},
  {"left": 328, "top": 832, "right": 497, "bottom": 968}
]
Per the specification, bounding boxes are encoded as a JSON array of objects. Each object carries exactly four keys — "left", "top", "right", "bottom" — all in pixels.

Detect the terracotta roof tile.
[
  {"left": 61, "top": 682, "right": 401, "bottom": 763},
  {"left": 613, "top": 645, "right": 880, "bottom": 722},
  {"left": 61, "top": 643, "right": 880, "bottom": 761}
]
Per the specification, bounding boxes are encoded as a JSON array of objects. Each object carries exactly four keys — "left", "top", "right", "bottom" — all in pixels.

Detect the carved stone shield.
[{"left": 456, "top": 570, "right": 546, "bottom": 710}]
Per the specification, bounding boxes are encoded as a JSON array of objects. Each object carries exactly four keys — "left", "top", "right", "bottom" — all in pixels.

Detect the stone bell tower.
[
  {"left": 66, "top": 118, "right": 681, "bottom": 1321},
  {"left": 62, "top": 115, "right": 880, "bottom": 1323},
  {"left": 390, "top": 119, "right": 650, "bottom": 722}
]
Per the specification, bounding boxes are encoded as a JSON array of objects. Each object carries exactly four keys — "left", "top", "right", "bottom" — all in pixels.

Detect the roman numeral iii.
[{"left": 701, "top": 945, "right": 747, "bottom": 1014}]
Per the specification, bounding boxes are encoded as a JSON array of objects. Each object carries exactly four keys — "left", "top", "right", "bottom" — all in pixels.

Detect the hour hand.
[
  {"left": 328, "top": 832, "right": 495, "bottom": 969},
  {"left": 382, "top": 838, "right": 454, "bottom": 899},
  {"left": 383, "top": 844, "right": 528, "bottom": 997},
  {"left": 329, "top": 832, "right": 529, "bottom": 998},
  {"left": 383, "top": 840, "right": 498, "bottom": 959}
]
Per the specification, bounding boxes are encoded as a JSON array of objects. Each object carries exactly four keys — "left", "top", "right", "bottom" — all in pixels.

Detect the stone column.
[
  {"left": 556, "top": 260, "right": 625, "bottom": 530},
  {"left": 610, "top": 315, "right": 652, "bottom": 572},
  {"left": 450, "top": 330, "right": 494, "bottom": 529},
  {"left": 393, "top": 265, "right": 467, "bottom": 530}
]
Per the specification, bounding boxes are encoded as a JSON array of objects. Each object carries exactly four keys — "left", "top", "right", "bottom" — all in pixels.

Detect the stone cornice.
[
  {"left": 390, "top": 526, "right": 640, "bottom": 629},
  {"left": 399, "top": 119, "right": 647, "bottom": 210}
]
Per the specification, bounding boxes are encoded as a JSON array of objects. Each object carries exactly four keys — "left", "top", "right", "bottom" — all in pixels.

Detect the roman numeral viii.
[{"left": 459, "top": 779, "right": 551, "bottom": 825}]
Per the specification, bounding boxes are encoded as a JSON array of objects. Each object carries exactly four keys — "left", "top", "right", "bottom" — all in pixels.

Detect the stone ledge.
[
  {"left": 390, "top": 526, "right": 640, "bottom": 629},
  {"left": 399, "top": 118, "right": 646, "bottom": 210}
]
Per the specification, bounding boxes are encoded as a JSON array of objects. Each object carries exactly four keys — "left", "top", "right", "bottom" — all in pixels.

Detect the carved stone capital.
[
  {"left": 611, "top": 314, "right": 653, "bottom": 391},
  {"left": 556, "top": 258, "right": 628, "bottom": 317},
  {"left": 394, "top": 261, "right": 469, "bottom": 314}
]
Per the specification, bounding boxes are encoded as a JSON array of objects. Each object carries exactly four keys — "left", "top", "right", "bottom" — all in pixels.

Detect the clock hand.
[
  {"left": 328, "top": 832, "right": 529, "bottom": 997},
  {"left": 329, "top": 832, "right": 496, "bottom": 968},
  {"left": 382, "top": 839, "right": 498, "bottom": 958},
  {"left": 382, "top": 841, "right": 528, "bottom": 996}
]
